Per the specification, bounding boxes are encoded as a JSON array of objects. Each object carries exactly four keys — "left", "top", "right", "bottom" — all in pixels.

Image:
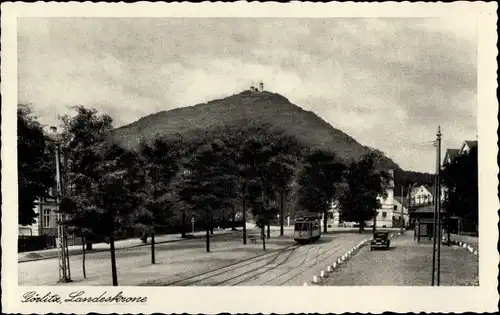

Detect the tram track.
[
  {"left": 163, "top": 243, "right": 299, "bottom": 286},
  {"left": 223, "top": 246, "right": 311, "bottom": 286},
  {"left": 274, "top": 243, "right": 343, "bottom": 285}
]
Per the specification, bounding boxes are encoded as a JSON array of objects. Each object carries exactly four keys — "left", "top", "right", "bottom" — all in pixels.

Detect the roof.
[
  {"left": 411, "top": 185, "right": 434, "bottom": 198},
  {"left": 423, "top": 185, "right": 436, "bottom": 198},
  {"left": 459, "top": 140, "right": 478, "bottom": 154},
  {"left": 411, "top": 204, "right": 447, "bottom": 214},
  {"left": 444, "top": 148, "right": 460, "bottom": 162},
  {"left": 465, "top": 140, "right": 478, "bottom": 149},
  {"left": 394, "top": 196, "right": 408, "bottom": 208}
]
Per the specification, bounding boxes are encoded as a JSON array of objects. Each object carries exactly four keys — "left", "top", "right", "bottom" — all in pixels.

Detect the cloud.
[{"left": 17, "top": 18, "right": 477, "bottom": 173}]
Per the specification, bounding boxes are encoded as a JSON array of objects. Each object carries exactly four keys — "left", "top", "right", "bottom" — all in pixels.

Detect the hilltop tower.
[{"left": 249, "top": 81, "right": 264, "bottom": 92}]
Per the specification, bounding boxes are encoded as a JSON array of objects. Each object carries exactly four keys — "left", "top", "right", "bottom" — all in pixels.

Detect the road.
[
  {"left": 19, "top": 229, "right": 369, "bottom": 286},
  {"left": 322, "top": 231, "right": 479, "bottom": 286}
]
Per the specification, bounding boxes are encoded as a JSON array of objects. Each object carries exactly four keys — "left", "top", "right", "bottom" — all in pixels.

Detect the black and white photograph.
[{"left": 2, "top": 2, "right": 498, "bottom": 314}]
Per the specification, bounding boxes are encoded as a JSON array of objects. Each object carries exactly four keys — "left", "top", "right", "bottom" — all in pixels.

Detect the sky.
[{"left": 17, "top": 18, "right": 478, "bottom": 173}]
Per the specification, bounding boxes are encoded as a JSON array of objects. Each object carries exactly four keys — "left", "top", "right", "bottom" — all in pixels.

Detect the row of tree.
[{"left": 18, "top": 105, "right": 391, "bottom": 286}]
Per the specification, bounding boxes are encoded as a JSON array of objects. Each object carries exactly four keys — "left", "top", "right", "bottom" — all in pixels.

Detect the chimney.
[{"left": 259, "top": 81, "right": 264, "bottom": 92}]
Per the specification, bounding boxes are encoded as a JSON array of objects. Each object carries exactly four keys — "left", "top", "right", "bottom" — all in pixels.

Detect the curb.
[
  {"left": 310, "top": 237, "right": 370, "bottom": 285},
  {"left": 310, "top": 232, "right": 404, "bottom": 285},
  {"left": 18, "top": 231, "right": 233, "bottom": 263},
  {"left": 449, "top": 239, "right": 479, "bottom": 256}
]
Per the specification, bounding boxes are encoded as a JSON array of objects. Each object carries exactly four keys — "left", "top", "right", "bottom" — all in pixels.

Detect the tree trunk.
[
  {"left": 280, "top": 191, "right": 284, "bottom": 236},
  {"left": 205, "top": 209, "right": 210, "bottom": 253},
  {"left": 359, "top": 220, "right": 364, "bottom": 233},
  {"left": 81, "top": 236, "right": 87, "bottom": 279},
  {"left": 242, "top": 196, "right": 247, "bottom": 245},
  {"left": 210, "top": 212, "right": 214, "bottom": 235},
  {"left": 109, "top": 233, "right": 118, "bottom": 286},
  {"left": 181, "top": 209, "right": 186, "bottom": 238},
  {"left": 323, "top": 209, "right": 328, "bottom": 234},
  {"left": 151, "top": 229, "right": 156, "bottom": 264},
  {"left": 266, "top": 223, "right": 270, "bottom": 239},
  {"left": 372, "top": 211, "right": 377, "bottom": 234},
  {"left": 86, "top": 242, "right": 93, "bottom": 250},
  {"left": 261, "top": 227, "right": 266, "bottom": 250}
]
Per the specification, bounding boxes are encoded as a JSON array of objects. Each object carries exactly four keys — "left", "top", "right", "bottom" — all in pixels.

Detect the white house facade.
[
  {"left": 393, "top": 196, "right": 409, "bottom": 227},
  {"left": 365, "top": 170, "right": 395, "bottom": 228}
]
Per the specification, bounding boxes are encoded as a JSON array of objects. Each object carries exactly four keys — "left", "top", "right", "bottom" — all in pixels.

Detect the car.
[{"left": 371, "top": 231, "right": 390, "bottom": 250}]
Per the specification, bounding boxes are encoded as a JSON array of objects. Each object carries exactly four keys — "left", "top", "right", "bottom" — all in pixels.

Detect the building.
[
  {"left": 326, "top": 200, "right": 341, "bottom": 227},
  {"left": 249, "top": 81, "right": 264, "bottom": 92},
  {"left": 393, "top": 196, "right": 409, "bottom": 228},
  {"left": 410, "top": 185, "right": 434, "bottom": 206},
  {"left": 410, "top": 204, "right": 448, "bottom": 242},
  {"left": 459, "top": 140, "right": 478, "bottom": 155},
  {"left": 443, "top": 140, "right": 477, "bottom": 165},
  {"left": 365, "top": 169, "right": 395, "bottom": 228},
  {"left": 443, "top": 148, "right": 460, "bottom": 165},
  {"left": 18, "top": 188, "right": 59, "bottom": 237}
]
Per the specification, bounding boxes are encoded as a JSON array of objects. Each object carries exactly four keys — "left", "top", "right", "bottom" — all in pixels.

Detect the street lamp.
[
  {"left": 182, "top": 169, "right": 191, "bottom": 238},
  {"left": 48, "top": 126, "right": 71, "bottom": 283}
]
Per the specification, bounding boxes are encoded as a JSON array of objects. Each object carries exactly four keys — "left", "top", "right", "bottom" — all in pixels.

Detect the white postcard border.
[{"left": 1, "top": 2, "right": 498, "bottom": 314}]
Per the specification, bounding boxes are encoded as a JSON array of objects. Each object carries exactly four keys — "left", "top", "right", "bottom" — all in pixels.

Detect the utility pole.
[
  {"left": 50, "top": 126, "right": 71, "bottom": 283},
  {"left": 432, "top": 126, "right": 442, "bottom": 286}
]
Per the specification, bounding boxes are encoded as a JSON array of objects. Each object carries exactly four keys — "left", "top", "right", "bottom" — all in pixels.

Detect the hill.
[{"left": 109, "top": 90, "right": 401, "bottom": 170}]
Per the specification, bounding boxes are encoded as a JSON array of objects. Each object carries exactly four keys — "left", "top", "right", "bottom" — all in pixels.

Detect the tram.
[{"left": 293, "top": 215, "right": 321, "bottom": 244}]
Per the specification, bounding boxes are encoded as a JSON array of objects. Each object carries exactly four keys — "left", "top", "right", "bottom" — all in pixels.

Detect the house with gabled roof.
[
  {"left": 443, "top": 148, "right": 460, "bottom": 165},
  {"left": 410, "top": 185, "right": 434, "bottom": 206},
  {"left": 459, "top": 140, "right": 477, "bottom": 155},
  {"left": 365, "top": 169, "right": 396, "bottom": 228},
  {"left": 443, "top": 140, "right": 478, "bottom": 165}
]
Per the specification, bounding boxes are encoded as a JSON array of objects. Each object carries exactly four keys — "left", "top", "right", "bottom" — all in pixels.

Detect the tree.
[
  {"left": 66, "top": 143, "right": 145, "bottom": 286},
  {"left": 441, "top": 146, "right": 478, "bottom": 233},
  {"left": 59, "top": 106, "right": 115, "bottom": 250},
  {"left": 178, "top": 141, "right": 228, "bottom": 252},
  {"left": 337, "top": 152, "right": 390, "bottom": 233},
  {"left": 297, "top": 149, "right": 346, "bottom": 233},
  {"left": 137, "top": 136, "right": 183, "bottom": 263},
  {"left": 18, "top": 104, "right": 55, "bottom": 225},
  {"left": 264, "top": 137, "right": 301, "bottom": 236}
]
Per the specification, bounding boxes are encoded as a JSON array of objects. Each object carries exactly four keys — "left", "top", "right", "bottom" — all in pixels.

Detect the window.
[
  {"left": 382, "top": 212, "right": 387, "bottom": 218},
  {"left": 43, "top": 209, "right": 51, "bottom": 228}
]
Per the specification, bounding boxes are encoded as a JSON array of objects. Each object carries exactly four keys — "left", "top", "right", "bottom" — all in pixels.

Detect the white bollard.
[
  {"left": 313, "top": 276, "right": 320, "bottom": 284},
  {"left": 303, "top": 282, "right": 308, "bottom": 286},
  {"left": 320, "top": 270, "right": 326, "bottom": 278},
  {"left": 337, "top": 258, "right": 342, "bottom": 264},
  {"left": 463, "top": 243, "right": 467, "bottom": 248},
  {"left": 474, "top": 250, "right": 478, "bottom": 256},
  {"left": 333, "top": 262, "right": 337, "bottom": 268},
  {"left": 327, "top": 265, "right": 333, "bottom": 272},
  {"left": 469, "top": 247, "right": 474, "bottom": 253}
]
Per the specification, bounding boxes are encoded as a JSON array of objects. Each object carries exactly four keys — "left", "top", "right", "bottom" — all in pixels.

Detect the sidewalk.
[{"left": 18, "top": 229, "right": 232, "bottom": 263}]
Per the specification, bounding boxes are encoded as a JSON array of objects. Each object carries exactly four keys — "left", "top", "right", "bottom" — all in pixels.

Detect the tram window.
[{"left": 295, "top": 223, "right": 309, "bottom": 231}]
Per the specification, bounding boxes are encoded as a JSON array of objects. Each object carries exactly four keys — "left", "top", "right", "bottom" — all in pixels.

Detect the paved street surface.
[
  {"left": 322, "top": 231, "right": 479, "bottom": 286},
  {"left": 19, "top": 228, "right": 368, "bottom": 286}
]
